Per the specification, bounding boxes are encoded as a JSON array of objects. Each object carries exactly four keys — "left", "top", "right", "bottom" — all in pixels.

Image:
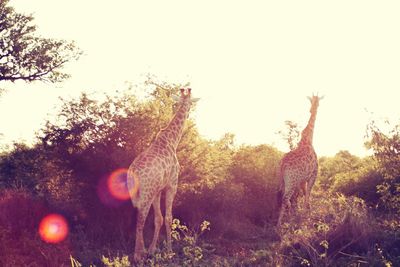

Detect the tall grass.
[{"left": 274, "top": 191, "right": 397, "bottom": 266}]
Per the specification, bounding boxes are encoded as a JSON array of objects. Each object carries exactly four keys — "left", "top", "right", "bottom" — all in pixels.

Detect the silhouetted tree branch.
[{"left": 0, "top": 0, "right": 81, "bottom": 84}]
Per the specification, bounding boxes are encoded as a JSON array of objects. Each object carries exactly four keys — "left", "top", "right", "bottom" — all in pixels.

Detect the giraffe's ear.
[
  {"left": 307, "top": 96, "right": 312, "bottom": 102},
  {"left": 319, "top": 95, "right": 325, "bottom": 100},
  {"left": 171, "top": 95, "right": 181, "bottom": 102},
  {"left": 191, "top": 97, "right": 200, "bottom": 103}
]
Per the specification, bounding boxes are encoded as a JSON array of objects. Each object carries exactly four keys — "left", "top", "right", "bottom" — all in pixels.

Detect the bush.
[
  {"left": 275, "top": 191, "right": 384, "bottom": 266},
  {"left": 0, "top": 189, "right": 71, "bottom": 266}
]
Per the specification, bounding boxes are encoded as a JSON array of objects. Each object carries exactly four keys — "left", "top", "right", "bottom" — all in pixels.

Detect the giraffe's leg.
[
  {"left": 297, "top": 181, "right": 307, "bottom": 209},
  {"left": 277, "top": 193, "right": 291, "bottom": 226},
  {"left": 304, "top": 184, "right": 311, "bottom": 210},
  {"left": 164, "top": 187, "right": 177, "bottom": 253},
  {"left": 134, "top": 203, "right": 151, "bottom": 261},
  {"left": 277, "top": 174, "right": 292, "bottom": 226},
  {"left": 290, "top": 188, "right": 299, "bottom": 212},
  {"left": 148, "top": 192, "right": 163, "bottom": 254},
  {"left": 305, "top": 175, "right": 317, "bottom": 210},
  {"left": 286, "top": 196, "right": 293, "bottom": 216}
]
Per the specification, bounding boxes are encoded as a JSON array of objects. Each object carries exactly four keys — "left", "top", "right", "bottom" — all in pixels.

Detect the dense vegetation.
[{"left": 0, "top": 81, "right": 399, "bottom": 266}]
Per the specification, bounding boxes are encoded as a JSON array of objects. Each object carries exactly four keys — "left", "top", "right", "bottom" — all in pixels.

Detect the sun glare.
[
  {"left": 107, "top": 168, "right": 130, "bottom": 201},
  {"left": 38, "top": 214, "right": 69, "bottom": 243}
]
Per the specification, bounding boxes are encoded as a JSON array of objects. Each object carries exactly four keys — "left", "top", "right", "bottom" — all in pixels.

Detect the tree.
[
  {"left": 229, "top": 144, "right": 282, "bottom": 222},
  {"left": 318, "top": 151, "right": 382, "bottom": 204},
  {"left": 0, "top": 0, "right": 81, "bottom": 83},
  {"left": 278, "top": 120, "right": 300, "bottom": 150},
  {"left": 366, "top": 120, "right": 400, "bottom": 213},
  {"left": 318, "top": 150, "right": 363, "bottom": 190},
  {"left": 0, "top": 143, "right": 42, "bottom": 190}
]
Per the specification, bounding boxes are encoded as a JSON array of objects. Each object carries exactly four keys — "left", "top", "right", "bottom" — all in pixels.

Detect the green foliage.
[
  {"left": 318, "top": 150, "right": 365, "bottom": 190},
  {"left": 174, "top": 133, "right": 235, "bottom": 231},
  {"left": 318, "top": 151, "right": 384, "bottom": 206},
  {"left": 0, "top": 0, "right": 81, "bottom": 83},
  {"left": 178, "top": 132, "right": 234, "bottom": 193},
  {"left": 367, "top": 120, "right": 400, "bottom": 214},
  {"left": 229, "top": 144, "right": 282, "bottom": 222},
  {"left": 0, "top": 143, "right": 43, "bottom": 190},
  {"left": 176, "top": 144, "right": 282, "bottom": 239}
]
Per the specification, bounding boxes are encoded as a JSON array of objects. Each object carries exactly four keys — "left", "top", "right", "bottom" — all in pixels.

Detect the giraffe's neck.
[
  {"left": 156, "top": 103, "right": 190, "bottom": 150},
  {"left": 299, "top": 108, "right": 318, "bottom": 147}
]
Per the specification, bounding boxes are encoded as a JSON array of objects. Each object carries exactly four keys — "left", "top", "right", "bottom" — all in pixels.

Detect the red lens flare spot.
[
  {"left": 107, "top": 168, "right": 130, "bottom": 201},
  {"left": 39, "top": 214, "right": 69, "bottom": 243}
]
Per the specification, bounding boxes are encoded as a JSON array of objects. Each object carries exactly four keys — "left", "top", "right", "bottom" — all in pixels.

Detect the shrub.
[
  {"left": 0, "top": 189, "right": 71, "bottom": 266},
  {"left": 275, "top": 191, "right": 383, "bottom": 266}
]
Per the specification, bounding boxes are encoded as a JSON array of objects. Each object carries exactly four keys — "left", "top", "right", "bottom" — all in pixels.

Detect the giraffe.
[
  {"left": 127, "top": 88, "right": 199, "bottom": 261},
  {"left": 276, "top": 94, "right": 323, "bottom": 227}
]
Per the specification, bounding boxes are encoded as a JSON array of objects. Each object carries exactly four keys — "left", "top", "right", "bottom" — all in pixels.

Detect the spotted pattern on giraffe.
[
  {"left": 277, "top": 94, "right": 322, "bottom": 227},
  {"left": 126, "top": 88, "right": 198, "bottom": 261}
]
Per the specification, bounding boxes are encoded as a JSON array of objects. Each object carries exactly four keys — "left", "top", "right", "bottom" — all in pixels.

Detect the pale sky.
[{"left": 1, "top": 0, "right": 399, "bottom": 156}]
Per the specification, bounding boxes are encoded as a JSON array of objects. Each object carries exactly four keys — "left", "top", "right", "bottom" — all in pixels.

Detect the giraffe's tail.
[
  {"left": 127, "top": 168, "right": 141, "bottom": 208},
  {"left": 277, "top": 186, "right": 284, "bottom": 210},
  {"left": 276, "top": 164, "right": 285, "bottom": 210}
]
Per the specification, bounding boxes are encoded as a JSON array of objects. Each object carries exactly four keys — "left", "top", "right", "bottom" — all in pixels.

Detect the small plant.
[
  {"left": 244, "top": 249, "right": 273, "bottom": 266},
  {"left": 70, "top": 255, "right": 96, "bottom": 267},
  {"left": 143, "top": 219, "right": 211, "bottom": 267},
  {"left": 101, "top": 255, "right": 131, "bottom": 267},
  {"left": 172, "top": 219, "right": 210, "bottom": 263},
  {"left": 70, "top": 255, "right": 82, "bottom": 267}
]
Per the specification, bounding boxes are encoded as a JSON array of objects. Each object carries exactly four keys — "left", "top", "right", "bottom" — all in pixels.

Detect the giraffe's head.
[
  {"left": 172, "top": 88, "right": 200, "bottom": 108},
  {"left": 307, "top": 93, "right": 324, "bottom": 114},
  {"left": 299, "top": 94, "right": 324, "bottom": 145}
]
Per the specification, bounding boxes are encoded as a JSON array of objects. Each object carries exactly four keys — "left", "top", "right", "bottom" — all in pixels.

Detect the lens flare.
[
  {"left": 107, "top": 168, "right": 130, "bottom": 201},
  {"left": 39, "top": 214, "right": 69, "bottom": 243},
  {"left": 98, "top": 168, "right": 140, "bottom": 207}
]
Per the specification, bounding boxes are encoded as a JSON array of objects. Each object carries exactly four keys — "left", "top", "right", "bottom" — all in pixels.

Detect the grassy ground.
[
  {"left": 1, "top": 189, "right": 399, "bottom": 266},
  {"left": 69, "top": 191, "right": 399, "bottom": 267}
]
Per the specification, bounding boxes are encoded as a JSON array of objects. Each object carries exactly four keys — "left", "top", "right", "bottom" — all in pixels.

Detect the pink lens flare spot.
[
  {"left": 39, "top": 214, "right": 69, "bottom": 243},
  {"left": 107, "top": 168, "right": 130, "bottom": 201}
]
